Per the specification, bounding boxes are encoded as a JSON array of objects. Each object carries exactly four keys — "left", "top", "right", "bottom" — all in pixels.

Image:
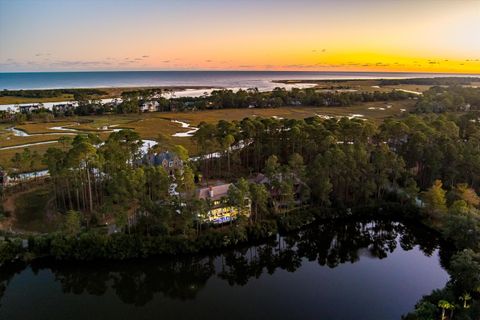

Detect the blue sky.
[{"left": 1, "top": 0, "right": 479, "bottom": 72}]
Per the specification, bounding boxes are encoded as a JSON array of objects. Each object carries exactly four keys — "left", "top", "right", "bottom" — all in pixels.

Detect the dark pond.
[{"left": 0, "top": 219, "right": 450, "bottom": 320}]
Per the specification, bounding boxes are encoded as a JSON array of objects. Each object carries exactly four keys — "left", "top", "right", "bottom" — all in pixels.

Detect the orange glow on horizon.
[{"left": 1, "top": 0, "right": 479, "bottom": 73}]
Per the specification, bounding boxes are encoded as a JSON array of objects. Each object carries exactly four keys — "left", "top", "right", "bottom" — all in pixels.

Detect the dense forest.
[
  {"left": 380, "top": 77, "right": 480, "bottom": 86},
  {"left": 0, "top": 88, "right": 106, "bottom": 99},
  {"left": 7, "top": 113, "right": 477, "bottom": 217},
  {"left": 415, "top": 86, "right": 480, "bottom": 113},
  {"left": 4, "top": 113, "right": 480, "bottom": 227}
]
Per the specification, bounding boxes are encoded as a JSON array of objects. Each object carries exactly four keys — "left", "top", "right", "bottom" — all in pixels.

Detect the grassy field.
[
  {"left": 0, "top": 101, "right": 416, "bottom": 170},
  {"left": 15, "top": 121, "right": 82, "bottom": 134},
  {"left": 381, "top": 84, "right": 431, "bottom": 93},
  {"left": 0, "top": 94, "right": 75, "bottom": 105},
  {"left": 276, "top": 79, "right": 433, "bottom": 93},
  {"left": 158, "top": 100, "right": 415, "bottom": 124},
  {"left": 0, "top": 135, "right": 60, "bottom": 148},
  {"left": 0, "top": 142, "right": 60, "bottom": 170}
]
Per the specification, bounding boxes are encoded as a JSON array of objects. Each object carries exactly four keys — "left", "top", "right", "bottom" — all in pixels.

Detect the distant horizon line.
[{"left": 1, "top": 70, "right": 479, "bottom": 75}]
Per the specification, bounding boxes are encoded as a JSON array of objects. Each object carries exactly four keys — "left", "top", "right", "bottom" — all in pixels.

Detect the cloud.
[
  {"left": 315, "top": 63, "right": 344, "bottom": 68},
  {"left": 284, "top": 64, "right": 314, "bottom": 69},
  {"left": 123, "top": 56, "right": 145, "bottom": 61},
  {"left": 34, "top": 52, "right": 51, "bottom": 57},
  {"left": 0, "top": 57, "right": 155, "bottom": 71},
  {"left": 50, "top": 60, "right": 113, "bottom": 67},
  {"left": 1, "top": 59, "right": 19, "bottom": 66},
  {"left": 142, "top": 55, "right": 149, "bottom": 58},
  {"left": 284, "top": 63, "right": 349, "bottom": 69}
]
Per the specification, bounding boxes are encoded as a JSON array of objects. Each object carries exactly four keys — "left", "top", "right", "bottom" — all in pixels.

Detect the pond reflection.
[{"left": 0, "top": 219, "right": 451, "bottom": 320}]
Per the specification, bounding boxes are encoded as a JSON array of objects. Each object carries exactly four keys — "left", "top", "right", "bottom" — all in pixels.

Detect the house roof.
[
  {"left": 155, "top": 151, "right": 177, "bottom": 163},
  {"left": 143, "top": 151, "right": 180, "bottom": 166},
  {"left": 197, "top": 183, "right": 232, "bottom": 201}
]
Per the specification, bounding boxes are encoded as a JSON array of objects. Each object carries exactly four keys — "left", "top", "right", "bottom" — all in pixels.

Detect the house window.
[{"left": 169, "top": 161, "right": 174, "bottom": 167}]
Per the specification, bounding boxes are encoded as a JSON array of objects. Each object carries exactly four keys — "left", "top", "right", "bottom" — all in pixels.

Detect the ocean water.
[{"left": 0, "top": 71, "right": 474, "bottom": 90}]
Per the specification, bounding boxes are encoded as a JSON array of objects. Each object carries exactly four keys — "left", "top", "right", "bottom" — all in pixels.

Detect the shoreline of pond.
[
  {"left": 0, "top": 213, "right": 452, "bottom": 320},
  {"left": 0, "top": 201, "right": 443, "bottom": 267}
]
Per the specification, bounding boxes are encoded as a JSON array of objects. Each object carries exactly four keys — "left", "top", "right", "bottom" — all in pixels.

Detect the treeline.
[
  {"left": 196, "top": 113, "right": 480, "bottom": 194},
  {"left": 6, "top": 87, "right": 416, "bottom": 121},
  {"left": 0, "top": 218, "right": 278, "bottom": 262},
  {"left": 207, "top": 87, "right": 413, "bottom": 108},
  {"left": 404, "top": 179, "right": 480, "bottom": 320},
  {"left": 1, "top": 108, "right": 54, "bottom": 123},
  {"left": 380, "top": 77, "right": 480, "bottom": 86},
  {"left": 7, "top": 113, "right": 480, "bottom": 222},
  {"left": 8, "top": 113, "right": 480, "bottom": 223},
  {"left": 0, "top": 88, "right": 106, "bottom": 99},
  {"left": 415, "top": 86, "right": 480, "bottom": 113},
  {"left": 41, "top": 130, "right": 196, "bottom": 228},
  {"left": 151, "top": 87, "right": 414, "bottom": 111},
  {"left": 0, "top": 219, "right": 441, "bottom": 307},
  {"left": 59, "top": 87, "right": 416, "bottom": 115}
]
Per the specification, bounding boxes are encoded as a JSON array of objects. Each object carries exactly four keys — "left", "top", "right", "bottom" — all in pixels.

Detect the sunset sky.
[{"left": 1, "top": 0, "right": 479, "bottom": 73}]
